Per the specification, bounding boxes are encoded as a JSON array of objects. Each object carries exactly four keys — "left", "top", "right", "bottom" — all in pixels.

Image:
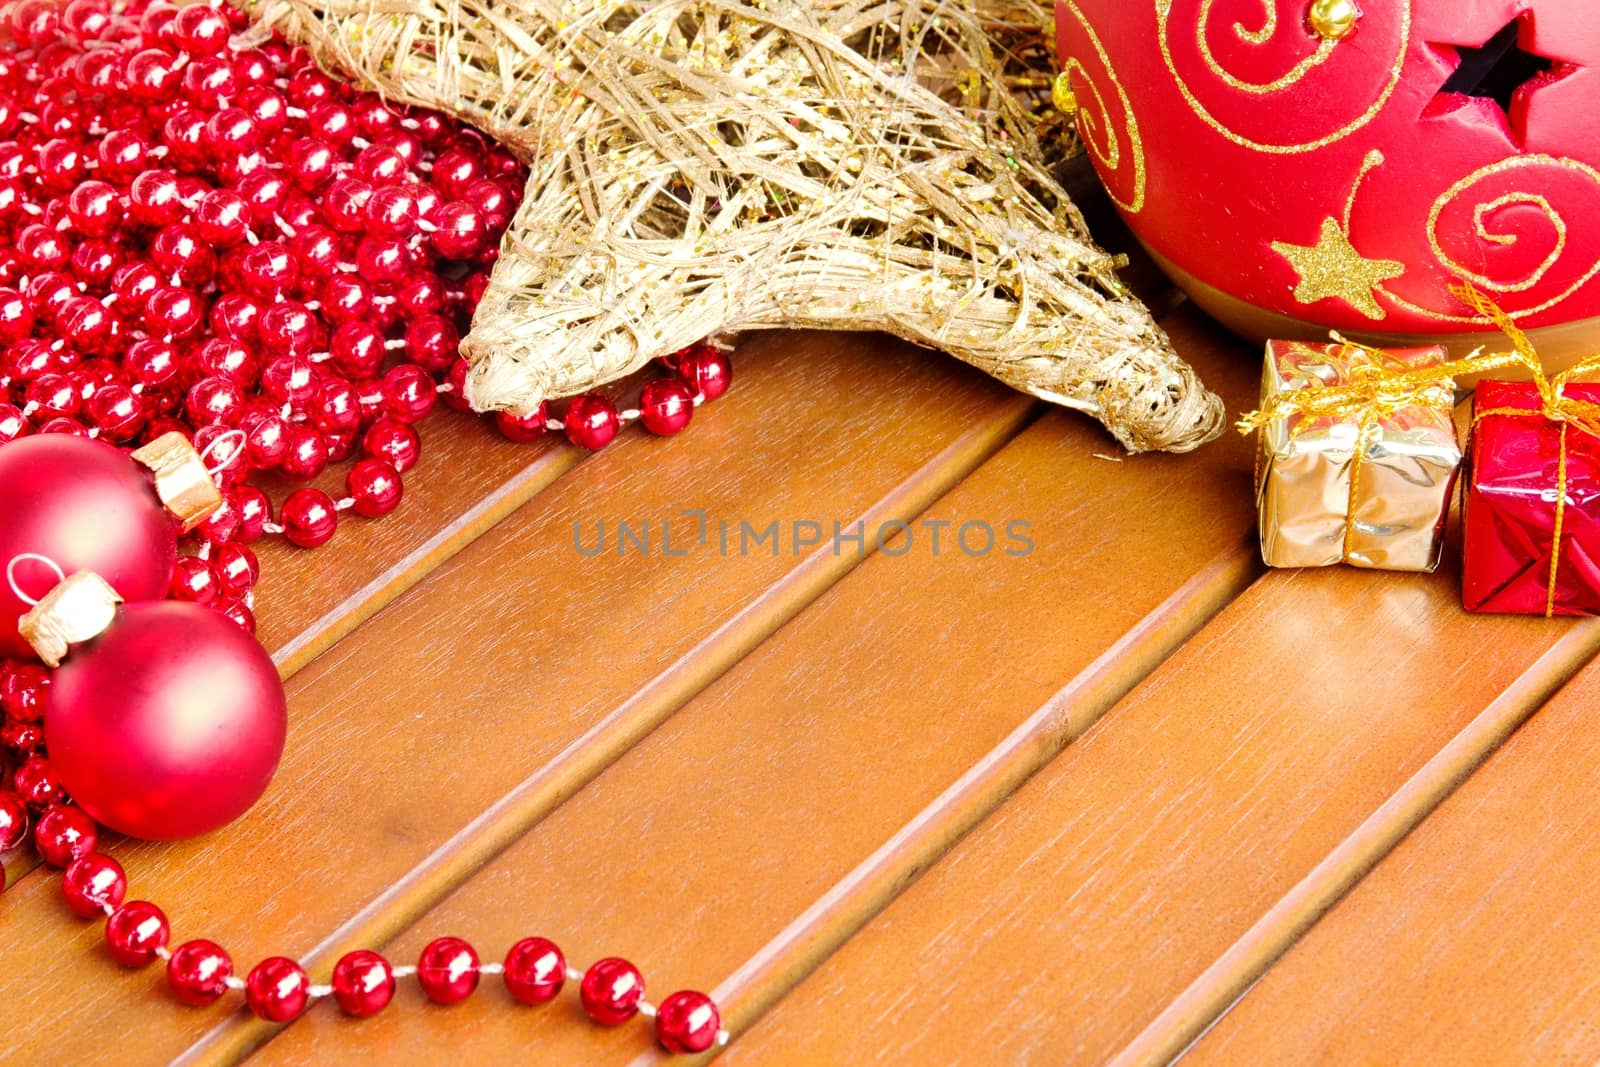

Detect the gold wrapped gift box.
[{"left": 1252, "top": 341, "right": 1461, "bottom": 572}]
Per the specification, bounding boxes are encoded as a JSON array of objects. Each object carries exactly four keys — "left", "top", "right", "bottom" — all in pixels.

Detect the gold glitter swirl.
[
  {"left": 1232, "top": 0, "right": 1274, "bottom": 46},
  {"left": 1059, "top": 0, "right": 1145, "bottom": 213},
  {"left": 1378, "top": 155, "right": 1600, "bottom": 323},
  {"left": 1197, "top": 0, "right": 1336, "bottom": 94},
  {"left": 1155, "top": 0, "right": 1410, "bottom": 155}
]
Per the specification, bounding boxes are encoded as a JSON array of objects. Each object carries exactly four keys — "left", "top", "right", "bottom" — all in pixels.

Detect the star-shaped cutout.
[
  {"left": 252, "top": 0, "right": 1224, "bottom": 453},
  {"left": 1272, "top": 218, "right": 1405, "bottom": 321},
  {"left": 1427, "top": 15, "right": 1576, "bottom": 147}
]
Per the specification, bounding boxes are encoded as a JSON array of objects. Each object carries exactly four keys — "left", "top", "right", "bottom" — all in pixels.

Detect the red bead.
[
  {"left": 329, "top": 320, "right": 385, "bottom": 378},
  {"left": 580, "top": 958, "right": 645, "bottom": 1025},
  {"left": 2, "top": 719, "right": 45, "bottom": 756},
  {"left": 0, "top": 789, "right": 29, "bottom": 850},
  {"left": 331, "top": 949, "right": 394, "bottom": 1017},
  {"left": 106, "top": 900, "right": 170, "bottom": 967},
  {"left": 429, "top": 201, "right": 486, "bottom": 259},
  {"left": 675, "top": 345, "right": 733, "bottom": 401},
  {"left": 313, "top": 379, "right": 361, "bottom": 434},
  {"left": 212, "top": 543, "right": 260, "bottom": 598},
  {"left": 638, "top": 378, "right": 695, "bottom": 436},
  {"left": 168, "top": 939, "right": 233, "bottom": 1005},
  {"left": 172, "top": 3, "right": 229, "bottom": 56},
  {"left": 231, "top": 485, "right": 272, "bottom": 543},
  {"left": 655, "top": 990, "right": 722, "bottom": 1054},
  {"left": 443, "top": 359, "right": 474, "bottom": 413},
  {"left": 1, "top": 662, "right": 49, "bottom": 722},
  {"left": 214, "top": 597, "right": 257, "bottom": 634},
  {"left": 34, "top": 804, "right": 97, "bottom": 867},
  {"left": 12, "top": 755, "right": 66, "bottom": 810},
  {"left": 247, "top": 956, "right": 311, "bottom": 1023},
  {"left": 404, "top": 313, "right": 459, "bottom": 373},
  {"left": 169, "top": 556, "right": 218, "bottom": 605},
  {"left": 281, "top": 487, "right": 338, "bottom": 548},
  {"left": 495, "top": 406, "right": 550, "bottom": 443},
  {"left": 362, "top": 417, "right": 420, "bottom": 472},
  {"left": 194, "top": 190, "right": 251, "bottom": 248},
  {"left": 86, "top": 384, "right": 146, "bottom": 443},
  {"left": 186, "top": 376, "right": 244, "bottom": 426},
  {"left": 279, "top": 424, "right": 329, "bottom": 481},
  {"left": 346, "top": 458, "right": 403, "bottom": 518},
  {"left": 259, "top": 303, "right": 320, "bottom": 360},
  {"left": 415, "top": 937, "right": 480, "bottom": 1004},
  {"left": 238, "top": 240, "right": 297, "bottom": 300},
  {"left": 563, "top": 394, "right": 621, "bottom": 450},
  {"left": 62, "top": 851, "right": 126, "bottom": 917},
  {"left": 503, "top": 937, "right": 565, "bottom": 1005},
  {"left": 382, "top": 363, "right": 436, "bottom": 423}
]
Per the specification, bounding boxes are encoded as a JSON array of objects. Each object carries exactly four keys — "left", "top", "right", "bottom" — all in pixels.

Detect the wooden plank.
[
  {"left": 728, "top": 557, "right": 1600, "bottom": 1064},
  {"left": 245, "top": 307, "right": 1264, "bottom": 1065},
  {"left": 1186, "top": 651, "right": 1600, "bottom": 1064},
  {"left": 0, "top": 330, "right": 1034, "bottom": 1066}
]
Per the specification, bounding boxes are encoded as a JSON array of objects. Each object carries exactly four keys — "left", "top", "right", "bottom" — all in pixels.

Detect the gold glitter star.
[{"left": 1272, "top": 217, "right": 1405, "bottom": 320}]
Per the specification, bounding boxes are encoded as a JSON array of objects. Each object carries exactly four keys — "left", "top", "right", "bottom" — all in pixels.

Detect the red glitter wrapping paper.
[{"left": 1463, "top": 380, "right": 1600, "bottom": 614}]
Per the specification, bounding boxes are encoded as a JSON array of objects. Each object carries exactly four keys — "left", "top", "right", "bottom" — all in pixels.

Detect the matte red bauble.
[
  {"left": 0, "top": 435, "right": 176, "bottom": 659},
  {"left": 1058, "top": 0, "right": 1600, "bottom": 365},
  {"left": 45, "top": 601, "right": 287, "bottom": 840}
]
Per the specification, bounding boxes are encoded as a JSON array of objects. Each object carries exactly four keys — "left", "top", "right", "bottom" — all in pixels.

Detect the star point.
[{"left": 1271, "top": 218, "right": 1405, "bottom": 321}]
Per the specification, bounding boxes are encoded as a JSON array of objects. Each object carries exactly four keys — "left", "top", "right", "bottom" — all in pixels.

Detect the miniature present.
[
  {"left": 1242, "top": 339, "right": 1466, "bottom": 572},
  {"left": 1462, "top": 379, "right": 1600, "bottom": 616}
]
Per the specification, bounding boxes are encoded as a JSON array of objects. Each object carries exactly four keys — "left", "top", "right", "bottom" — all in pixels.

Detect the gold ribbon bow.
[
  {"left": 1453, "top": 283, "right": 1600, "bottom": 616},
  {"left": 1237, "top": 333, "right": 1523, "bottom": 563}
]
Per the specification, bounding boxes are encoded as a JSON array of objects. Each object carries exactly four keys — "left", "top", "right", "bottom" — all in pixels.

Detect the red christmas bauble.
[
  {"left": 1058, "top": 0, "right": 1600, "bottom": 363},
  {"left": 46, "top": 601, "right": 287, "bottom": 840},
  {"left": 0, "top": 435, "right": 176, "bottom": 659}
]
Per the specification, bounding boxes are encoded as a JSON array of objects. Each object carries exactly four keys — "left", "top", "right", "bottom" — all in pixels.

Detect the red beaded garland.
[
  {"left": 0, "top": 1, "right": 737, "bottom": 1053},
  {"left": 503, "top": 937, "right": 566, "bottom": 1005},
  {"left": 331, "top": 949, "right": 396, "bottom": 1017},
  {"left": 580, "top": 957, "right": 646, "bottom": 1026},
  {"left": 105, "top": 900, "right": 170, "bottom": 967},
  {"left": 167, "top": 939, "right": 234, "bottom": 1006},
  {"left": 417, "top": 936, "right": 480, "bottom": 1005},
  {"left": 246, "top": 956, "right": 312, "bottom": 1023}
]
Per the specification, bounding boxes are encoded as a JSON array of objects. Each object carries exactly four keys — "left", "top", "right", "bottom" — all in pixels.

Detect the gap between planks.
[
  {"left": 175, "top": 378, "right": 1041, "bottom": 1065},
  {"left": 688, "top": 538, "right": 1260, "bottom": 1065},
  {"left": 1114, "top": 617, "right": 1600, "bottom": 1067}
]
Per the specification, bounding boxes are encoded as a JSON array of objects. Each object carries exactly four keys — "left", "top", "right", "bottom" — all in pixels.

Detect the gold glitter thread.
[
  {"left": 1232, "top": 0, "right": 1276, "bottom": 46},
  {"left": 1058, "top": 0, "right": 1145, "bottom": 213},
  {"left": 1308, "top": 0, "right": 1359, "bottom": 41},
  {"left": 131, "top": 431, "right": 224, "bottom": 533},
  {"left": 19, "top": 571, "right": 122, "bottom": 669},
  {"left": 1155, "top": 0, "right": 1410, "bottom": 154},
  {"left": 1272, "top": 217, "right": 1405, "bottom": 320},
  {"left": 1196, "top": 0, "right": 1336, "bottom": 94}
]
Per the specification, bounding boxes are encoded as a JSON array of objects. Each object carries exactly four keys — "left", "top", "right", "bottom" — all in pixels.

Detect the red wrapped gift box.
[{"left": 1463, "top": 380, "right": 1600, "bottom": 615}]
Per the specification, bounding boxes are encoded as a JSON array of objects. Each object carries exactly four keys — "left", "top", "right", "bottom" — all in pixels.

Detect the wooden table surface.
[{"left": 5, "top": 195, "right": 1599, "bottom": 1066}]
